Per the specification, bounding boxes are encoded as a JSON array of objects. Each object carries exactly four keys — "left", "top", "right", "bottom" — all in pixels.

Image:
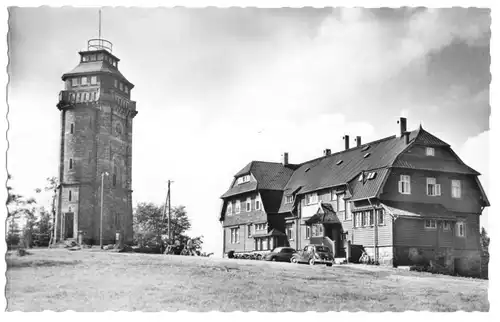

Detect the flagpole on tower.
[{"left": 99, "top": 9, "right": 102, "bottom": 40}]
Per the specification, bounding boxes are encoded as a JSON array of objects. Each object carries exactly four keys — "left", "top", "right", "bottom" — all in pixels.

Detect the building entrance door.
[{"left": 65, "top": 212, "right": 74, "bottom": 239}]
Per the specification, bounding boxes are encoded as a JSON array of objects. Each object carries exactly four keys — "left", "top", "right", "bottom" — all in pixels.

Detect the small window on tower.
[
  {"left": 70, "top": 123, "right": 74, "bottom": 134},
  {"left": 69, "top": 158, "right": 73, "bottom": 169},
  {"left": 69, "top": 190, "right": 72, "bottom": 202}
]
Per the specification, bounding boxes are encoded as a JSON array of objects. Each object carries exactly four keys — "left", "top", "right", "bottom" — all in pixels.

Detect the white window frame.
[
  {"left": 424, "top": 219, "right": 437, "bottom": 229},
  {"left": 285, "top": 195, "right": 294, "bottom": 204},
  {"left": 246, "top": 197, "right": 251, "bottom": 212},
  {"left": 248, "top": 225, "right": 252, "bottom": 238},
  {"left": 456, "top": 221, "right": 466, "bottom": 237},
  {"left": 305, "top": 226, "right": 311, "bottom": 239},
  {"left": 378, "top": 209, "right": 385, "bottom": 225},
  {"left": 305, "top": 193, "right": 318, "bottom": 205},
  {"left": 427, "top": 177, "right": 441, "bottom": 196},
  {"left": 443, "top": 221, "right": 450, "bottom": 231},
  {"left": 226, "top": 202, "right": 232, "bottom": 216},
  {"left": 451, "top": 180, "right": 461, "bottom": 199},
  {"left": 114, "top": 79, "right": 118, "bottom": 88},
  {"left": 235, "top": 200, "right": 241, "bottom": 214},
  {"left": 338, "top": 194, "right": 345, "bottom": 211},
  {"left": 426, "top": 147, "right": 435, "bottom": 156},
  {"left": 125, "top": 86, "right": 129, "bottom": 94},
  {"left": 255, "top": 197, "right": 261, "bottom": 210},
  {"left": 286, "top": 223, "right": 293, "bottom": 240},
  {"left": 71, "top": 78, "right": 78, "bottom": 87},
  {"left": 399, "top": 175, "right": 411, "bottom": 194},
  {"left": 90, "top": 76, "right": 98, "bottom": 85},
  {"left": 230, "top": 227, "right": 240, "bottom": 244},
  {"left": 81, "top": 76, "right": 88, "bottom": 85}
]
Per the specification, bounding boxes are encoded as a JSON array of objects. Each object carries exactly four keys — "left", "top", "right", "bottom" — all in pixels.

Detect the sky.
[{"left": 7, "top": 7, "right": 491, "bottom": 255}]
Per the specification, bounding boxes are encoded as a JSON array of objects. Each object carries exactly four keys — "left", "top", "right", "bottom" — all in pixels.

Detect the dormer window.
[
  {"left": 363, "top": 152, "right": 371, "bottom": 158},
  {"left": 90, "top": 76, "right": 98, "bottom": 85},
  {"left": 71, "top": 78, "right": 78, "bottom": 87},
  {"left": 235, "top": 200, "right": 241, "bottom": 214},
  {"left": 367, "top": 172, "right": 377, "bottom": 180},
  {"left": 285, "top": 195, "right": 294, "bottom": 204},
  {"left": 426, "top": 147, "right": 435, "bottom": 156},
  {"left": 226, "top": 202, "right": 232, "bottom": 215},
  {"left": 237, "top": 175, "right": 250, "bottom": 185}
]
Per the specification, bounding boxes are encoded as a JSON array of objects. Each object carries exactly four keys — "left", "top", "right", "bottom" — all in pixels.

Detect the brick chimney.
[
  {"left": 398, "top": 117, "right": 407, "bottom": 137},
  {"left": 356, "top": 136, "right": 362, "bottom": 147},
  {"left": 343, "top": 135, "right": 350, "bottom": 150},
  {"left": 282, "top": 152, "right": 289, "bottom": 166},
  {"left": 323, "top": 149, "right": 331, "bottom": 156}
]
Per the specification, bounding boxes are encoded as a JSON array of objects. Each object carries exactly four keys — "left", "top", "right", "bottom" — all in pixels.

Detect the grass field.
[{"left": 6, "top": 248, "right": 489, "bottom": 312}]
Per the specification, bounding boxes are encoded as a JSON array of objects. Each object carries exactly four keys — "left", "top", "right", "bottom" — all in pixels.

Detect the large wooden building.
[{"left": 219, "top": 117, "right": 489, "bottom": 276}]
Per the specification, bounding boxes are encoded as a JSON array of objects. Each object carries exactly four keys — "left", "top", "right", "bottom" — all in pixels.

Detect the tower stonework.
[{"left": 56, "top": 39, "right": 137, "bottom": 245}]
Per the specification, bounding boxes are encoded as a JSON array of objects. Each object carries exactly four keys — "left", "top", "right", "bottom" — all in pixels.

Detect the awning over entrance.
[
  {"left": 305, "top": 203, "right": 341, "bottom": 225},
  {"left": 381, "top": 201, "right": 458, "bottom": 221}
]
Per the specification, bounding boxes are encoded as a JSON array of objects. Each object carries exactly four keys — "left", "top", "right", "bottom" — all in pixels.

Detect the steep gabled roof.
[
  {"left": 221, "top": 161, "right": 294, "bottom": 198},
  {"left": 412, "top": 126, "right": 450, "bottom": 146},
  {"left": 282, "top": 132, "right": 416, "bottom": 196},
  {"left": 348, "top": 168, "right": 390, "bottom": 201}
]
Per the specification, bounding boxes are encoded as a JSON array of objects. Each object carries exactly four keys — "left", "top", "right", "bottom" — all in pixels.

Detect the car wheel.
[
  {"left": 309, "top": 258, "right": 315, "bottom": 266},
  {"left": 271, "top": 257, "right": 277, "bottom": 262},
  {"left": 326, "top": 263, "right": 333, "bottom": 267},
  {"left": 291, "top": 257, "right": 298, "bottom": 264}
]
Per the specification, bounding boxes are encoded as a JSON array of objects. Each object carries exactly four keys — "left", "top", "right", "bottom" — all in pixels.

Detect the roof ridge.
[{"left": 295, "top": 134, "right": 398, "bottom": 168}]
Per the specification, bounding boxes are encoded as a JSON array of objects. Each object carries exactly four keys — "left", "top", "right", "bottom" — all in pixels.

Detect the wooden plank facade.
[{"left": 219, "top": 118, "right": 489, "bottom": 276}]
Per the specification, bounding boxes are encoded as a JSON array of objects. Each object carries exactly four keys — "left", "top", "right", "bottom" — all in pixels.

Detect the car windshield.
[
  {"left": 316, "top": 246, "right": 330, "bottom": 252},
  {"left": 272, "top": 248, "right": 282, "bottom": 253}
]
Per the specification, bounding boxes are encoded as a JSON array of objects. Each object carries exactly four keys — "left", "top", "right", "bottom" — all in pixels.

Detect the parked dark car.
[
  {"left": 291, "top": 244, "right": 334, "bottom": 266},
  {"left": 264, "top": 247, "right": 296, "bottom": 262}
]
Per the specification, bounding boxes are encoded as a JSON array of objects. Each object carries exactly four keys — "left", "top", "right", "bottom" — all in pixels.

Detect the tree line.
[{"left": 6, "top": 175, "right": 204, "bottom": 252}]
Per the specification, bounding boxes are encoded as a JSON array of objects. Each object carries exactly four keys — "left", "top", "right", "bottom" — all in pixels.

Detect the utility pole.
[{"left": 167, "top": 180, "right": 172, "bottom": 242}]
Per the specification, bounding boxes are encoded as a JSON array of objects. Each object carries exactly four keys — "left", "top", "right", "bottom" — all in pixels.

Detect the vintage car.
[
  {"left": 264, "top": 247, "right": 296, "bottom": 262},
  {"left": 290, "top": 244, "right": 334, "bottom": 266}
]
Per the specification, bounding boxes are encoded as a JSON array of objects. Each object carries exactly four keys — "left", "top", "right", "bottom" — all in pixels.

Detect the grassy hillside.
[{"left": 6, "top": 249, "right": 488, "bottom": 311}]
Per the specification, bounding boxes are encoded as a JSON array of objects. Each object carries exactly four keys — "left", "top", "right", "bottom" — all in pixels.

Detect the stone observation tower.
[{"left": 55, "top": 36, "right": 137, "bottom": 245}]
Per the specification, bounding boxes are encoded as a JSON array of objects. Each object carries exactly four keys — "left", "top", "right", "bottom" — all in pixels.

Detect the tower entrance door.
[{"left": 64, "top": 212, "right": 74, "bottom": 239}]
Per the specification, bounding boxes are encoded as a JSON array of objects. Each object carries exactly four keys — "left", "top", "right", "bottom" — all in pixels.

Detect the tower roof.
[{"left": 61, "top": 48, "right": 134, "bottom": 89}]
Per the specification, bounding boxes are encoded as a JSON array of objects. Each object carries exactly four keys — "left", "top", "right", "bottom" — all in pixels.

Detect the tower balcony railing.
[
  {"left": 87, "top": 38, "right": 113, "bottom": 52},
  {"left": 58, "top": 89, "right": 136, "bottom": 111},
  {"left": 58, "top": 89, "right": 101, "bottom": 105}
]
